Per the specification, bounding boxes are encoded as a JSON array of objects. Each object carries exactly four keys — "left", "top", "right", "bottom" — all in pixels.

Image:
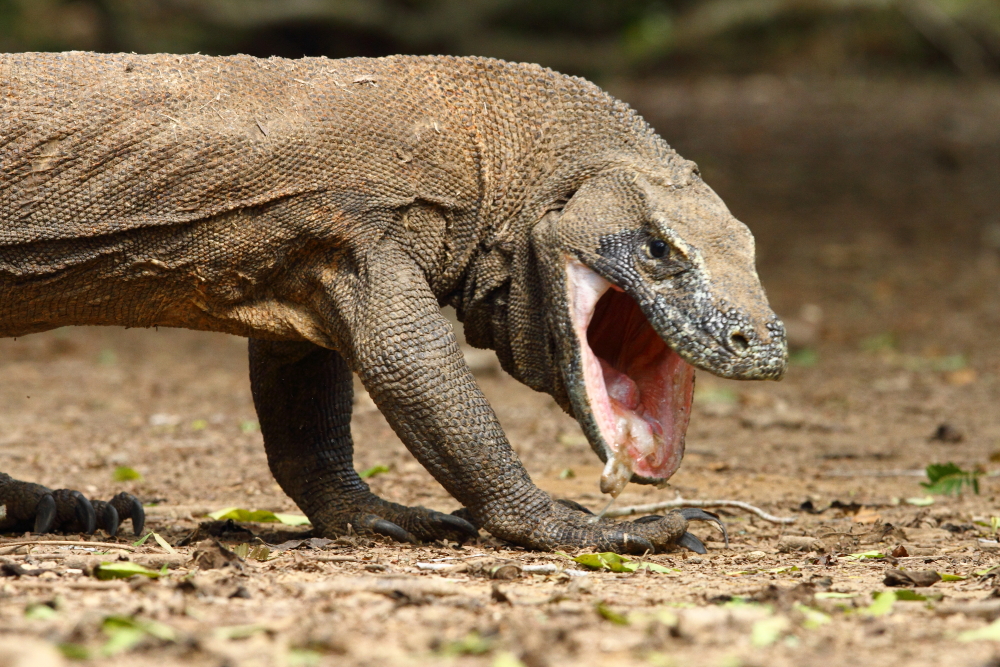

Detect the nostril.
[{"left": 729, "top": 332, "right": 750, "bottom": 353}]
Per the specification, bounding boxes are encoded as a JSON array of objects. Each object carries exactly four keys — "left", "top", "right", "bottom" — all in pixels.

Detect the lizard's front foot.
[
  {"left": 309, "top": 496, "right": 479, "bottom": 544},
  {"left": 488, "top": 499, "right": 726, "bottom": 555},
  {"left": 0, "top": 474, "right": 144, "bottom": 537}
]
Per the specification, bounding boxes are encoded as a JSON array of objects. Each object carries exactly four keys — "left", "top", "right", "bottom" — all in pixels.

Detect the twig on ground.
[
  {"left": 606, "top": 498, "right": 796, "bottom": 524},
  {"left": 0, "top": 539, "right": 137, "bottom": 553}
]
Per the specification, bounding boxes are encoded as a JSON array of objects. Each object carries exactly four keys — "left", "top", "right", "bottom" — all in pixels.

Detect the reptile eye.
[{"left": 648, "top": 239, "right": 668, "bottom": 259}]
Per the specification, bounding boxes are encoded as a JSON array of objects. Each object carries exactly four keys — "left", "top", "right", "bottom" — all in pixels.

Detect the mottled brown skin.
[{"left": 0, "top": 53, "right": 785, "bottom": 552}]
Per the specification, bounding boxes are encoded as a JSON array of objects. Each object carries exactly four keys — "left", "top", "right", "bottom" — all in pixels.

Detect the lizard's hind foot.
[
  {"left": 313, "top": 499, "right": 480, "bottom": 545},
  {"left": 0, "top": 473, "right": 144, "bottom": 537}
]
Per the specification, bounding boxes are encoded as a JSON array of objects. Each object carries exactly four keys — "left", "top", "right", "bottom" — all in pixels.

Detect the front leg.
[
  {"left": 339, "top": 241, "right": 700, "bottom": 554},
  {"left": 248, "top": 339, "right": 478, "bottom": 543}
]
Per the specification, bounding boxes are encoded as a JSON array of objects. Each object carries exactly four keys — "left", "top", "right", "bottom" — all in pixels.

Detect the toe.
[
  {"left": 108, "top": 493, "right": 145, "bottom": 536},
  {"left": 429, "top": 511, "right": 479, "bottom": 540},
  {"left": 677, "top": 532, "right": 708, "bottom": 554},
  {"left": 609, "top": 532, "right": 654, "bottom": 555},
  {"left": 677, "top": 508, "right": 728, "bottom": 546},
  {"left": 370, "top": 518, "right": 417, "bottom": 543},
  {"left": 52, "top": 490, "right": 96, "bottom": 534},
  {"left": 33, "top": 494, "right": 56, "bottom": 534},
  {"left": 92, "top": 500, "right": 120, "bottom": 537}
]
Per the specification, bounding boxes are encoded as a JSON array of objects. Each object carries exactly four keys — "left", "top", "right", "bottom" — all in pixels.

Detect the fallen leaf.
[
  {"left": 359, "top": 465, "right": 391, "bottom": 479},
  {"left": 860, "top": 590, "right": 896, "bottom": 617},
  {"left": 751, "top": 616, "right": 790, "bottom": 647},
  {"left": 94, "top": 562, "right": 162, "bottom": 580},
  {"left": 595, "top": 601, "right": 630, "bottom": 625},
  {"left": 112, "top": 466, "right": 143, "bottom": 482},
  {"left": 959, "top": 619, "right": 1000, "bottom": 642}
]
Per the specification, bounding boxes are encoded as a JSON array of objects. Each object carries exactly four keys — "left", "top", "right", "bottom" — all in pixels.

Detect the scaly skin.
[{"left": 0, "top": 53, "right": 786, "bottom": 552}]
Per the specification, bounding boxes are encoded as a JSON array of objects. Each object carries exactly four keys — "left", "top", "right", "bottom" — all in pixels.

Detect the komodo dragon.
[{"left": 0, "top": 52, "right": 787, "bottom": 554}]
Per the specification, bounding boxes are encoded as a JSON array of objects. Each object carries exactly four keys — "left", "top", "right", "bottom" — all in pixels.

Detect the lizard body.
[{"left": 0, "top": 52, "right": 786, "bottom": 552}]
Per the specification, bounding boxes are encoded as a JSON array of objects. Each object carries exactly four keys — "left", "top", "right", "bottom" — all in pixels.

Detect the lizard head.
[{"left": 532, "top": 163, "right": 787, "bottom": 497}]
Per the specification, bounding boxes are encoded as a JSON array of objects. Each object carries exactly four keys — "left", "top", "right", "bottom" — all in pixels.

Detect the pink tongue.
[{"left": 600, "top": 359, "right": 640, "bottom": 411}]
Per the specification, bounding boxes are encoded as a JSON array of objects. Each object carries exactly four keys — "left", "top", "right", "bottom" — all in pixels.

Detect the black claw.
[
  {"left": 430, "top": 512, "right": 479, "bottom": 539},
  {"left": 98, "top": 503, "right": 120, "bottom": 537},
  {"left": 371, "top": 519, "right": 416, "bottom": 543},
  {"left": 678, "top": 508, "right": 729, "bottom": 547},
  {"left": 450, "top": 507, "right": 481, "bottom": 530},
  {"left": 128, "top": 498, "right": 145, "bottom": 536},
  {"left": 677, "top": 532, "right": 708, "bottom": 554},
  {"left": 70, "top": 491, "right": 97, "bottom": 534},
  {"left": 108, "top": 492, "right": 145, "bottom": 536},
  {"left": 556, "top": 498, "right": 594, "bottom": 515},
  {"left": 33, "top": 494, "right": 56, "bottom": 534}
]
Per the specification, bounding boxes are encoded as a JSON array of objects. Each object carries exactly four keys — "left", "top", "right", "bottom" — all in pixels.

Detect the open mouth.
[{"left": 566, "top": 260, "right": 695, "bottom": 497}]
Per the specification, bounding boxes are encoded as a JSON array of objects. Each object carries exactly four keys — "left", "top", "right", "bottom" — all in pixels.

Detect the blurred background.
[{"left": 2, "top": 0, "right": 999, "bottom": 374}]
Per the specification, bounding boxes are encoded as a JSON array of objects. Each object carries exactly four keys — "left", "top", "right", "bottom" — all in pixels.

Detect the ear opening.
[{"left": 546, "top": 189, "right": 578, "bottom": 214}]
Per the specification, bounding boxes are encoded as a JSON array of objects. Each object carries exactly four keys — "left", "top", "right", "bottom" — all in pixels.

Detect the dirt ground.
[{"left": 2, "top": 76, "right": 1000, "bottom": 667}]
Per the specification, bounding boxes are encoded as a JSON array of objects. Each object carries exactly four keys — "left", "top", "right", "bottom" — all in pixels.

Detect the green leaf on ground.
[
  {"left": 789, "top": 348, "right": 819, "bottom": 367},
  {"left": 359, "top": 464, "right": 391, "bottom": 479},
  {"left": 287, "top": 649, "right": 323, "bottom": 667},
  {"left": 274, "top": 513, "right": 311, "bottom": 526},
  {"left": 240, "top": 420, "right": 259, "bottom": 433},
  {"left": 111, "top": 466, "right": 143, "bottom": 482},
  {"left": 814, "top": 592, "right": 856, "bottom": 600},
  {"left": 100, "top": 615, "right": 175, "bottom": 656},
  {"left": 893, "top": 589, "right": 928, "bottom": 601},
  {"left": 751, "top": 616, "right": 790, "bottom": 647},
  {"left": 693, "top": 386, "right": 739, "bottom": 405},
  {"left": 921, "top": 462, "right": 981, "bottom": 496},
  {"left": 94, "top": 561, "right": 162, "bottom": 580},
  {"left": 793, "top": 603, "right": 831, "bottom": 629},
  {"left": 58, "top": 643, "right": 90, "bottom": 660},
  {"left": 214, "top": 625, "right": 268, "bottom": 641},
  {"left": 231, "top": 543, "right": 275, "bottom": 561},
  {"left": 440, "top": 632, "right": 494, "bottom": 656},
  {"left": 133, "top": 531, "right": 176, "bottom": 553},
  {"left": 938, "top": 572, "right": 967, "bottom": 582},
  {"left": 558, "top": 468, "right": 575, "bottom": 479},
  {"left": 860, "top": 333, "right": 897, "bottom": 353},
  {"left": 905, "top": 496, "right": 936, "bottom": 506},
  {"left": 959, "top": 619, "right": 1000, "bottom": 642},
  {"left": 595, "top": 601, "right": 630, "bottom": 625},
  {"left": 492, "top": 652, "right": 527, "bottom": 667},
  {"left": 207, "top": 507, "right": 310, "bottom": 526},
  {"left": 861, "top": 591, "right": 896, "bottom": 616},
  {"left": 559, "top": 551, "right": 677, "bottom": 573},
  {"left": 844, "top": 551, "right": 885, "bottom": 561},
  {"left": 25, "top": 603, "right": 58, "bottom": 620}
]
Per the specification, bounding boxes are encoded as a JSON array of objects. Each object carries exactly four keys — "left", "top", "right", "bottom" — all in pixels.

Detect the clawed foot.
[
  {"left": 503, "top": 499, "right": 730, "bottom": 555},
  {"left": 313, "top": 499, "right": 479, "bottom": 545},
  {"left": 0, "top": 474, "right": 144, "bottom": 537}
]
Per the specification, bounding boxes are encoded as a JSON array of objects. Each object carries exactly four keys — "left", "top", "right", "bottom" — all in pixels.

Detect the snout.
[{"left": 716, "top": 315, "right": 787, "bottom": 380}]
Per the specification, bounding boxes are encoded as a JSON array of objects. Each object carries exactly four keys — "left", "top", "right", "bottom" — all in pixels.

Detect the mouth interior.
[{"left": 567, "top": 261, "right": 694, "bottom": 496}]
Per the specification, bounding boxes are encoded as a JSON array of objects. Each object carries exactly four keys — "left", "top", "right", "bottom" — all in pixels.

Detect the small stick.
[
  {"left": 606, "top": 498, "right": 796, "bottom": 525},
  {"left": 0, "top": 540, "right": 137, "bottom": 553}
]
